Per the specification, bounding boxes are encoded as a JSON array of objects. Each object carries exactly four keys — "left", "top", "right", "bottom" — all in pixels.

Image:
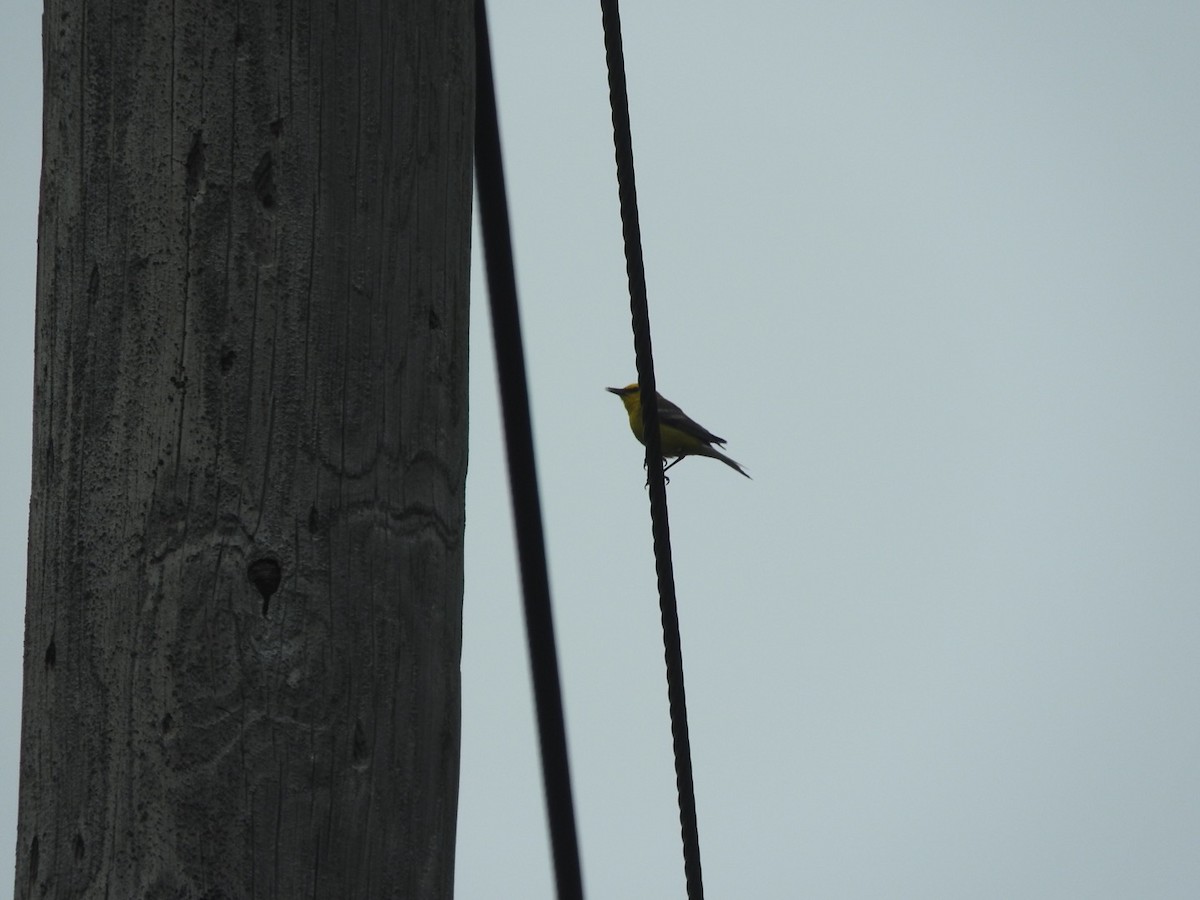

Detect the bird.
[{"left": 607, "top": 383, "right": 750, "bottom": 478}]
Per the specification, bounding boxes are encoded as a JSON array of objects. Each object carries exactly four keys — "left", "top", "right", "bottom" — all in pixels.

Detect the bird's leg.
[
  {"left": 644, "top": 457, "right": 673, "bottom": 488},
  {"left": 662, "top": 455, "right": 686, "bottom": 474}
]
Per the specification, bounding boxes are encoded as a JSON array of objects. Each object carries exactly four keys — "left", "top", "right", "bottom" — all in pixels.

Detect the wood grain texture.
[{"left": 18, "top": 0, "right": 472, "bottom": 896}]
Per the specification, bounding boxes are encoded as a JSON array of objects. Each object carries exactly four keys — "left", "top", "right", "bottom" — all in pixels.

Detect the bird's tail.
[{"left": 696, "top": 444, "right": 751, "bottom": 478}]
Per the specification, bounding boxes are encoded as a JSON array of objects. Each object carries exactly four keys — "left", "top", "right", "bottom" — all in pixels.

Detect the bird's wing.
[{"left": 656, "top": 394, "right": 726, "bottom": 445}]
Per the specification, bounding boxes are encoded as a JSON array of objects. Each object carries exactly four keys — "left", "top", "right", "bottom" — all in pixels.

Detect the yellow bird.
[{"left": 607, "top": 383, "right": 750, "bottom": 478}]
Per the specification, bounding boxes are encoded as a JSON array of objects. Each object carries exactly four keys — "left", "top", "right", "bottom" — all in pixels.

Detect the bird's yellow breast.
[
  {"left": 622, "top": 393, "right": 705, "bottom": 458},
  {"left": 621, "top": 393, "right": 645, "bottom": 441}
]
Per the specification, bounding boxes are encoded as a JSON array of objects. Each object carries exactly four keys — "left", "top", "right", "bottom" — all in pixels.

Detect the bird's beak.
[{"left": 605, "top": 387, "right": 623, "bottom": 395}]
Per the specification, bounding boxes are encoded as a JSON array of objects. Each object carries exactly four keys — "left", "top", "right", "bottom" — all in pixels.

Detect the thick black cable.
[
  {"left": 473, "top": 4, "right": 585, "bottom": 899},
  {"left": 598, "top": 2, "right": 705, "bottom": 898}
]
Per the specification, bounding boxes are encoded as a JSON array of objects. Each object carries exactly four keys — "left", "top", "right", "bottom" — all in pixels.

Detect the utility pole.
[{"left": 17, "top": 0, "right": 472, "bottom": 896}]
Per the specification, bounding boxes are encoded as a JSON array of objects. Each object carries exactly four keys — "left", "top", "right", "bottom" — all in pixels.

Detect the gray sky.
[{"left": 4, "top": 2, "right": 1200, "bottom": 898}]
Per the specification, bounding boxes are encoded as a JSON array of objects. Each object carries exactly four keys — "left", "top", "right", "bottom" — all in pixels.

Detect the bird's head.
[
  {"left": 605, "top": 384, "right": 639, "bottom": 397},
  {"left": 606, "top": 383, "right": 641, "bottom": 413}
]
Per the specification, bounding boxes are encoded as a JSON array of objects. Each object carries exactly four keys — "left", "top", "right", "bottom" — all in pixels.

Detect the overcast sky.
[{"left": 3, "top": 2, "right": 1200, "bottom": 898}]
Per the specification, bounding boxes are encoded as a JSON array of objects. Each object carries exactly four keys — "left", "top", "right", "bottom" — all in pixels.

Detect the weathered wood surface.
[{"left": 18, "top": 0, "right": 472, "bottom": 896}]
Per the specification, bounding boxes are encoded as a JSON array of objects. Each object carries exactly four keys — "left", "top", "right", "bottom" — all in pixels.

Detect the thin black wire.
[
  {"left": 474, "top": 3, "right": 585, "bottom": 899},
  {"left": 598, "top": 1, "right": 705, "bottom": 898}
]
